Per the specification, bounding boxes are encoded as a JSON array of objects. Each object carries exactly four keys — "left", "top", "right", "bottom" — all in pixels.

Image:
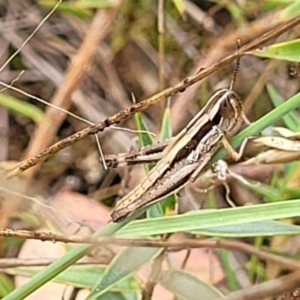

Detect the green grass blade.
[
  {"left": 281, "top": 1, "right": 300, "bottom": 18},
  {"left": 219, "top": 249, "right": 238, "bottom": 291},
  {"left": 172, "top": 0, "right": 185, "bottom": 16},
  {"left": 87, "top": 247, "right": 162, "bottom": 299},
  {"left": 117, "top": 200, "right": 300, "bottom": 237},
  {"left": 252, "top": 39, "right": 300, "bottom": 61},
  {"left": 160, "top": 102, "right": 172, "bottom": 140},
  {"left": 134, "top": 112, "right": 163, "bottom": 217},
  {"left": 159, "top": 104, "right": 177, "bottom": 213},
  {"left": 267, "top": 84, "right": 299, "bottom": 131},
  {"left": 7, "top": 266, "right": 105, "bottom": 288},
  {"left": 191, "top": 221, "right": 300, "bottom": 237},
  {"left": 0, "top": 274, "right": 14, "bottom": 297},
  {"left": 243, "top": 182, "right": 282, "bottom": 202},
  {"left": 0, "top": 93, "right": 44, "bottom": 123},
  {"left": 97, "top": 291, "right": 138, "bottom": 300},
  {"left": 134, "top": 112, "right": 153, "bottom": 149},
  {"left": 159, "top": 270, "right": 225, "bottom": 299}
]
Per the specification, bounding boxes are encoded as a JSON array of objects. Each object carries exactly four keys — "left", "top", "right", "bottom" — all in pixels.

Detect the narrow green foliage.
[
  {"left": 39, "top": 0, "right": 115, "bottom": 17},
  {"left": 0, "top": 274, "right": 14, "bottom": 297},
  {"left": 219, "top": 249, "right": 239, "bottom": 291},
  {"left": 87, "top": 247, "right": 162, "bottom": 299},
  {"left": 117, "top": 200, "right": 300, "bottom": 237},
  {"left": 159, "top": 270, "right": 225, "bottom": 299},
  {"left": 134, "top": 112, "right": 163, "bottom": 217},
  {"left": 267, "top": 84, "right": 300, "bottom": 131},
  {"left": 172, "top": 0, "right": 185, "bottom": 16},
  {"left": 253, "top": 39, "right": 300, "bottom": 62},
  {"left": 0, "top": 93, "right": 43, "bottom": 123},
  {"left": 158, "top": 104, "right": 177, "bottom": 214},
  {"left": 282, "top": 0, "right": 300, "bottom": 18},
  {"left": 191, "top": 221, "right": 300, "bottom": 237}
]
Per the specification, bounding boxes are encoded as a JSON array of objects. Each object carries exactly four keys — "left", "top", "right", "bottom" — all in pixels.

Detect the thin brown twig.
[
  {"left": 141, "top": 250, "right": 165, "bottom": 300},
  {"left": 1, "top": 228, "right": 299, "bottom": 271},
  {"left": 7, "top": 14, "right": 300, "bottom": 177},
  {"left": 221, "top": 270, "right": 300, "bottom": 300}
]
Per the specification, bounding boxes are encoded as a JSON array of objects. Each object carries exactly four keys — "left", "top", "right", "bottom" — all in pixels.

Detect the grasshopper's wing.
[
  {"left": 110, "top": 128, "right": 189, "bottom": 217},
  {"left": 111, "top": 159, "right": 198, "bottom": 221},
  {"left": 111, "top": 111, "right": 211, "bottom": 221}
]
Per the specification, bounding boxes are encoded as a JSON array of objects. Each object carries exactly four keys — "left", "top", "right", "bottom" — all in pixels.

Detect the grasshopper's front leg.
[{"left": 221, "top": 135, "right": 250, "bottom": 161}]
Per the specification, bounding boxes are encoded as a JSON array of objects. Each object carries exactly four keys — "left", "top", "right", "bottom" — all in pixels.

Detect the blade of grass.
[
  {"left": 252, "top": 39, "right": 300, "bottom": 62},
  {"left": 117, "top": 199, "right": 300, "bottom": 237},
  {"left": 159, "top": 269, "right": 225, "bottom": 299},
  {"left": 134, "top": 112, "right": 163, "bottom": 218},
  {"left": 0, "top": 93, "right": 43, "bottom": 123},
  {"left": 87, "top": 247, "right": 162, "bottom": 299},
  {"left": 159, "top": 103, "right": 177, "bottom": 213},
  {"left": 219, "top": 249, "right": 239, "bottom": 291},
  {"left": 267, "top": 84, "right": 299, "bottom": 131},
  {"left": 282, "top": 1, "right": 300, "bottom": 18},
  {"left": 191, "top": 220, "right": 300, "bottom": 237}
]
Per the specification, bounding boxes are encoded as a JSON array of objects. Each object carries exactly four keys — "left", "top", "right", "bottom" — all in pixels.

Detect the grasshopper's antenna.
[{"left": 230, "top": 39, "right": 242, "bottom": 91}]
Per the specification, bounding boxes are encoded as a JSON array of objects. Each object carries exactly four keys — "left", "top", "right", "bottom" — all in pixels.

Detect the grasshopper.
[{"left": 110, "top": 60, "right": 249, "bottom": 222}]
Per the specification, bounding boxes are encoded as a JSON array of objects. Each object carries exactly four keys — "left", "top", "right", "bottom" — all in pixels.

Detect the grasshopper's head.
[
  {"left": 217, "top": 88, "right": 243, "bottom": 133},
  {"left": 212, "top": 55, "right": 245, "bottom": 134}
]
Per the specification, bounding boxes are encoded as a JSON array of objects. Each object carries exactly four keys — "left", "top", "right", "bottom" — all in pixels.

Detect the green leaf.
[
  {"left": 0, "top": 273, "right": 14, "bottom": 297},
  {"left": 267, "top": 84, "right": 300, "bottom": 131},
  {"left": 134, "top": 112, "right": 162, "bottom": 218},
  {"left": 191, "top": 221, "right": 300, "bottom": 237},
  {"left": 244, "top": 182, "right": 282, "bottom": 202},
  {"left": 9, "top": 267, "right": 139, "bottom": 299},
  {"left": 159, "top": 270, "right": 224, "bottom": 299},
  {"left": 87, "top": 247, "right": 162, "bottom": 299},
  {"left": 75, "top": 0, "right": 117, "bottom": 9},
  {"left": 39, "top": 0, "right": 116, "bottom": 17},
  {"left": 117, "top": 200, "right": 300, "bottom": 237},
  {"left": 172, "top": 0, "right": 185, "bottom": 16},
  {"left": 97, "top": 291, "right": 139, "bottom": 300},
  {"left": 0, "top": 93, "right": 44, "bottom": 123},
  {"left": 160, "top": 105, "right": 172, "bottom": 140},
  {"left": 134, "top": 112, "right": 153, "bottom": 149},
  {"left": 39, "top": 0, "right": 92, "bottom": 18},
  {"left": 7, "top": 266, "right": 105, "bottom": 288},
  {"left": 159, "top": 104, "right": 177, "bottom": 213},
  {"left": 219, "top": 249, "right": 238, "bottom": 291},
  {"left": 281, "top": 1, "right": 300, "bottom": 18},
  {"left": 252, "top": 39, "right": 300, "bottom": 62}
]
